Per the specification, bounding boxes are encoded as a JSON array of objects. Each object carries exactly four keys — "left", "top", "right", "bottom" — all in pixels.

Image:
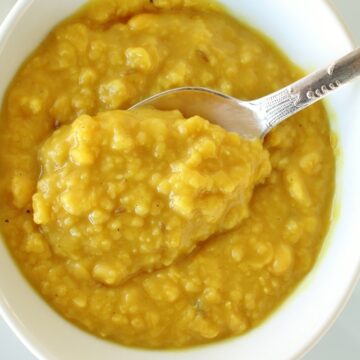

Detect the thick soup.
[
  {"left": 33, "top": 108, "right": 270, "bottom": 286},
  {"left": 0, "top": 0, "right": 335, "bottom": 349}
]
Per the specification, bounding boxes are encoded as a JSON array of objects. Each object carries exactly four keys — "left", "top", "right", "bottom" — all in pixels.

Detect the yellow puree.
[
  {"left": 33, "top": 108, "right": 270, "bottom": 285},
  {"left": 0, "top": 0, "right": 335, "bottom": 349}
]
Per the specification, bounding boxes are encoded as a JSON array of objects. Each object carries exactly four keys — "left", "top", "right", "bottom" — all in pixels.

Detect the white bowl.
[{"left": 0, "top": 1, "right": 360, "bottom": 359}]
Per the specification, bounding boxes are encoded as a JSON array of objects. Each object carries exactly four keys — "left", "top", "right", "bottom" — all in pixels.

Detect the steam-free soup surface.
[{"left": 0, "top": 0, "right": 334, "bottom": 348}]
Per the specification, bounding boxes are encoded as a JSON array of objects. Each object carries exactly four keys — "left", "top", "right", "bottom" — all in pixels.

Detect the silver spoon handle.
[{"left": 252, "top": 48, "right": 360, "bottom": 135}]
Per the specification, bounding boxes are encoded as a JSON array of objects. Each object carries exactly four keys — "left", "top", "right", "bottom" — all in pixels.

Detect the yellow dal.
[
  {"left": 0, "top": 0, "right": 335, "bottom": 349},
  {"left": 33, "top": 108, "right": 270, "bottom": 286}
]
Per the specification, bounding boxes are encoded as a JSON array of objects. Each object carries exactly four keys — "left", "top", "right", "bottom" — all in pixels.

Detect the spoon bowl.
[{"left": 131, "top": 87, "right": 265, "bottom": 139}]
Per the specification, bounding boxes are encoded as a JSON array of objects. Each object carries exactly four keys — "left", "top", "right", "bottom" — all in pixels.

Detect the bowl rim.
[
  {"left": 0, "top": 0, "right": 359, "bottom": 360},
  {"left": 291, "top": 2, "right": 360, "bottom": 359}
]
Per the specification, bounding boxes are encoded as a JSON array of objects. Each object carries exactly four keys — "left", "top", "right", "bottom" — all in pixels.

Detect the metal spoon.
[{"left": 131, "top": 48, "right": 360, "bottom": 139}]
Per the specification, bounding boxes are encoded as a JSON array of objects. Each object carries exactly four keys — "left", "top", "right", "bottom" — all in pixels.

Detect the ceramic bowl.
[{"left": 0, "top": 0, "right": 359, "bottom": 359}]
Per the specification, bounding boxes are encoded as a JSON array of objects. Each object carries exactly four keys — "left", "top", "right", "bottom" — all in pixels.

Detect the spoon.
[{"left": 131, "top": 48, "right": 360, "bottom": 139}]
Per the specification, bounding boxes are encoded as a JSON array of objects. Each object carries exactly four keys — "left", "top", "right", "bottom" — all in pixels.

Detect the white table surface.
[{"left": 0, "top": 0, "right": 359, "bottom": 359}]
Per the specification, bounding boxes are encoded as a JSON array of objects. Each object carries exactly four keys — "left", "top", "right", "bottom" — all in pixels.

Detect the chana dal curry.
[{"left": 0, "top": 0, "right": 335, "bottom": 349}]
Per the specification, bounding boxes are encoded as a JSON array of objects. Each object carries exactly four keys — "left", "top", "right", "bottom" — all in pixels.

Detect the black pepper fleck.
[{"left": 196, "top": 49, "right": 209, "bottom": 63}]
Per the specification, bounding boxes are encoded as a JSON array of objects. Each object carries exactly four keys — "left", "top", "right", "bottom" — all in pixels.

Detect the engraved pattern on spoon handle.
[{"left": 253, "top": 48, "right": 360, "bottom": 136}]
